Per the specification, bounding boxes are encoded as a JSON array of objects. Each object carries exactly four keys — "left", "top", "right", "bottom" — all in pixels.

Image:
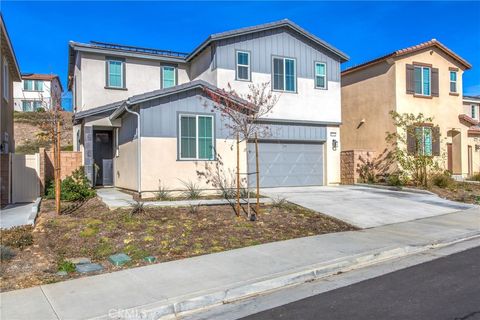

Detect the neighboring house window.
[
  {"left": 472, "top": 105, "right": 477, "bottom": 119},
  {"left": 106, "top": 58, "right": 125, "bottom": 88},
  {"left": 3, "top": 58, "right": 9, "bottom": 100},
  {"left": 179, "top": 114, "right": 214, "bottom": 160},
  {"left": 22, "top": 100, "right": 32, "bottom": 112},
  {"left": 236, "top": 51, "right": 250, "bottom": 81},
  {"left": 272, "top": 57, "right": 296, "bottom": 92},
  {"left": 161, "top": 66, "right": 176, "bottom": 89},
  {"left": 33, "top": 101, "right": 43, "bottom": 110},
  {"left": 23, "top": 80, "right": 43, "bottom": 91},
  {"left": 450, "top": 71, "right": 457, "bottom": 93},
  {"left": 315, "top": 62, "right": 327, "bottom": 89},
  {"left": 415, "top": 127, "right": 433, "bottom": 156},
  {"left": 34, "top": 80, "right": 43, "bottom": 91},
  {"left": 414, "top": 66, "right": 431, "bottom": 96},
  {"left": 24, "top": 80, "right": 33, "bottom": 91}
]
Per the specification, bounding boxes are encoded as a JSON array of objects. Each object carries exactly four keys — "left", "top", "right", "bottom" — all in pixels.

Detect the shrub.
[
  {"left": 468, "top": 173, "right": 480, "bottom": 182},
  {"left": 271, "top": 197, "right": 289, "bottom": 209},
  {"left": 57, "top": 260, "right": 76, "bottom": 273},
  {"left": 386, "top": 172, "right": 407, "bottom": 187},
  {"left": 156, "top": 180, "right": 171, "bottom": 201},
  {"left": 431, "top": 172, "right": 454, "bottom": 188},
  {"left": 180, "top": 180, "right": 202, "bottom": 199},
  {"left": 0, "top": 245, "right": 16, "bottom": 262},
  {"left": 46, "top": 167, "right": 96, "bottom": 201},
  {"left": 2, "top": 226, "right": 34, "bottom": 249},
  {"left": 129, "top": 200, "right": 145, "bottom": 215}
]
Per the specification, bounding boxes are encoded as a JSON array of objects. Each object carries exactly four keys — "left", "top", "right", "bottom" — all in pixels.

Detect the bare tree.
[{"left": 202, "top": 82, "right": 279, "bottom": 219}]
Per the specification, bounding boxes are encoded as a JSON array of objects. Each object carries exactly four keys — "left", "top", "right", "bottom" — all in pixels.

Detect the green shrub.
[
  {"left": 180, "top": 180, "right": 202, "bottom": 199},
  {"left": 46, "top": 167, "right": 96, "bottom": 201},
  {"left": 386, "top": 173, "right": 406, "bottom": 187},
  {"left": 57, "top": 260, "right": 76, "bottom": 273},
  {"left": 431, "top": 172, "right": 454, "bottom": 188},
  {"left": 2, "top": 226, "right": 34, "bottom": 249},
  {"left": 0, "top": 245, "right": 16, "bottom": 262},
  {"left": 468, "top": 173, "right": 480, "bottom": 182}
]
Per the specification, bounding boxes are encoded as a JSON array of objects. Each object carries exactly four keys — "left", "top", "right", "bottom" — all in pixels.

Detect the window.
[
  {"left": 34, "top": 80, "right": 43, "bottom": 91},
  {"left": 315, "top": 62, "right": 327, "bottom": 89},
  {"left": 33, "top": 101, "right": 43, "bottom": 110},
  {"left": 236, "top": 51, "right": 250, "bottom": 81},
  {"left": 23, "top": 80, "right": 43, "bottom": 91},
  {"left": 450, "top": 71, "right": 457, "bottom": 93},
  {"left": 161, "top": 66, "right": 176, "bottom": 89},
  {"left": 106, "top": 59, "right": 124, "bottom": 88},
  {"left": 179, "top": 114, "right": 214, "bottom": 160},
  {"left": 273, "top": 57, "right": 296, "bottom": 92},
  {"left": 3, "top": 58, "right": 9, "bottom": 100},
  {"left": 472, "top": 105, "right": 477, "bottom": 119},
  {"left": 414, "top": 66, "right": 431, "bottom": 96},
  {"left": 22, "top": 100, "right": 33, "bottom": 112},
  {"left": 415, "top": 127, "right": 433, "bottom": 156}
]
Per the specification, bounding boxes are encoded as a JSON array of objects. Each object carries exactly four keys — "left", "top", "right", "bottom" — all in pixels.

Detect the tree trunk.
[
  {"left": 255, "top": 132, "right": 260, "bottom": 216},
  {"left": 55, "top": 119, "right": 61, "bottom": 215},
  {"left": 236, "top": 133, "right": 240, "bottom": 216}
]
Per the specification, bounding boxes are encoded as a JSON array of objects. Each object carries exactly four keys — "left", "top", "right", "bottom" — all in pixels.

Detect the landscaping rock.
[
  {"left": 108, "top": 253, "right": 131, "bottom": 266},
  {"left": 66, "top": 257, "right": 91, "bottom": 265},
  {"left": 56, "top": 271, "right": 68, "bottom": 277},
  {"left": 143, "top": 256, "right": 157, "bottom": 263},
  {"left": 76, "top": 263, "right": 104, "bottom": 273}
]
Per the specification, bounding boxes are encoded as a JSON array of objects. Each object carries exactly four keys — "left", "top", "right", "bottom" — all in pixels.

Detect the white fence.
[{"left": 11, "top": 153, "right": 40, "bottom": 203}]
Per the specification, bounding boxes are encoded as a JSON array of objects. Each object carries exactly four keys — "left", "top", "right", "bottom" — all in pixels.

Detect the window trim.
[
  {"left": 271, "top": 55, "right": 297, "bottom": 93},
  {"left": 105, "top": 57, "right": 126, "bottom": 89},
  {"left": 449, "top": 70, "right": 457, "bottom": 93},
  {"left": 415, "top": 126, "right": 433, "bottom": 156},
  {"left": 314, "top": 61, "right": 327, "bottom": 90},
  {"left": 413, "top": 65, "right": 431, "bottom": 97},
  {"left": 177, "top": 113, "right": 215, "bottom": 161},
  {"left": 161, "top": 65, "right": 178, "bottom": 89},
  {"left": 235, "top": 50, "right": 251, "bottom": 82}
]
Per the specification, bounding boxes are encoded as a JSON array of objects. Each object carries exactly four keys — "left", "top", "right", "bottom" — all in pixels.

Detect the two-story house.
[
  {"left": 68, "top": 19, "right": 349, "bottom": 196},
  {"left": 341, "top": 39, "right": 474, "bottom": 179},
  {"left": 13, "top": 73, "right": 63, "bottom": 111},
  {"left": 1, "top": 14, "right": 21, "bottom": 206}
]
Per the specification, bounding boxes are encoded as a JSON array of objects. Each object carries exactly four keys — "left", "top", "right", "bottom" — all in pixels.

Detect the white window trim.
[
  {"left": 450, "top": 71, "right": 457, "bottom": 93},
  {"left": 178, "top": 114, "right": 215, "bottom": 161},
  {"left": 3, "top": 57, "right": 9, "bottom": 100},
  {"left": 414, "top": 66, "right": 431, "bottom": 96},
  {"left": 236, "top": 50, "right": 250, "bottom": 81},
  {"left": 107, "top": 59, "right": 124, "bottom": 88},
  {"left": 272, "top": 56, "right": 296, "bottom": 93},
  {"left": 314, "top": 62, "right": 327, "bottom": 89},
  {"left": 161, "top": 66, "right": 176, "bottom": 88}
]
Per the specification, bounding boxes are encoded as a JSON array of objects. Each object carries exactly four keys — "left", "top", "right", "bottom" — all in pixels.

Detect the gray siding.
[
  {"left": 118, "top": 112, "right": 138, "bottom": 145},
  {"left": 265, "top": 122, "right": 327, "bottom": 142},
  {"left": 215, "top": 27, "right": 341, "bottom": 82}
]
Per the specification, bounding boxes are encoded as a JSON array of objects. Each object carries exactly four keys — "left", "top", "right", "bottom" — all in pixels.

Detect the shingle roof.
[
  {"left": 73, "top": 99, "right": 125, "bottom": 122},
  {"left": 459, "top": 114, "right": 479, "bottom": 126},
  {"left": 342, "top": 39, "right": 472, "bottom": 75}
]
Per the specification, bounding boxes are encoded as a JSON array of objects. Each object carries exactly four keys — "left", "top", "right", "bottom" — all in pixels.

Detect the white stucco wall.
[{"left": 13, "top": 79, "right": 53, "bottom": 111}]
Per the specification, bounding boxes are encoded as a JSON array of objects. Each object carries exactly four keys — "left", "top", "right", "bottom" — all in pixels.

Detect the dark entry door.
[
  {"left": 93, "top": 130, "right": 113, "bottom": 186},
  {"left": 447, "top": 143, "right": 453, "bottom": 173}
]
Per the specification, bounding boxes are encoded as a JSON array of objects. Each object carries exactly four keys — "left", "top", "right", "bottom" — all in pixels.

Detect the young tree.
[
  {"left": 385, "top": 111, "right": 445, "bottom": 188},
  {"left": 201, "top": 82, "right": 279, "bottom": 218}
]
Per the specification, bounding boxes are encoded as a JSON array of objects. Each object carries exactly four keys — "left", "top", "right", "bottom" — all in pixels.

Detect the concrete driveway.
[{"left": 262, "top": 185, "right": 476, "bottom": 228}]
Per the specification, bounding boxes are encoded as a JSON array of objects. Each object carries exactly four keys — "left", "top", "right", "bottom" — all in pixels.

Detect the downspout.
[{"left": 124, "top": 103, "right": 142, "bottom": 196}]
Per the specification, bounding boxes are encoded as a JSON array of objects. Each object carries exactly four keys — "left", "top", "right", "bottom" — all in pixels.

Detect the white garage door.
[{"left": 247, "top": 142, "right": 324, "bottom": 188}]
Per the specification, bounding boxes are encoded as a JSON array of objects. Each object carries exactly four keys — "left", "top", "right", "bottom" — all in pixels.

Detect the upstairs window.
[
  {"left": 179, "top": 114, "right": 214, "bottom": 160},
  {"left": 236, "top": 51, "right": 250, "bottom": 81},
  {"left": 472, "top": 105, "right": 477, "bottom": 119},
  {"left": 315, "top": 62, "right": 327, "bottom": 89},
  {"left": 2, "top": 58, "right": 8, "bottom": 100},
  {"left": 450, "top": 71, "right": 457, "bottom": 93},
  {"left": 23, "top": 80, "right": 43, "bottom": 91},
  {"left": 273, "top": 57, "right": 296, "bottom": 92},
  {"left": 414, "top": 66, "right": 431, "bottom": 96},
  {"left": 106, "top": 58, "right": 125, "bottom": 88},
  {"left": 161, "top": 66, "right": 176, "bottom": 89}
]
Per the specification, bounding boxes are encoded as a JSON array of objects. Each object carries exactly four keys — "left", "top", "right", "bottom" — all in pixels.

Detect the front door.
[
  {"left": 468, "top": 145, "right": 473, "bottom": 176},
  {"left": 93, "top": 130, "right": 113, "bottom": 186},
  {"left": 447, "top": 143, "right": 453, "bottom": 173}
]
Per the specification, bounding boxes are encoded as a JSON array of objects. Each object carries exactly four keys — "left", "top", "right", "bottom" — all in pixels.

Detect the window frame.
[
  {"left": 272, "top": 56, "right": 297, "bottom": 93},
  {"left": 161, "top": 65, "right": 177, "bottom": 89},
  {"left": 415, "top": 126, "right": 433, "bottom": 156},
  {"left": 413, "top": 65, "right": 431, "bottom": 96},
  {"left": 235, "top": 50, "right": 251, "bottom": 82},
  {"left": 22, "top": 100, "right": 33, "bottom": 112},
  {"left": 178, "top": 113, "right": 215, "bottom": 161},
  {"left": 449, "top": 70, "right": 457, "bottom": 93},
  {"left": 3, "top": 57, "right": 9, "bottom": 100},
  {"left": 105, "top": 57, "right": 126, "bottom": 89},
  {"left": 314, "top": 62, "right": 327, "bottom": 90}
]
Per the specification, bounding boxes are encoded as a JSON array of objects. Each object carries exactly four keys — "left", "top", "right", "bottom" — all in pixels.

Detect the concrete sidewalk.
[
  {"left": 1, "top": 208, "right": 479, "bottom": 320},
  {"left": 0, "top": 198, "right": 41, "bottom": 229}
]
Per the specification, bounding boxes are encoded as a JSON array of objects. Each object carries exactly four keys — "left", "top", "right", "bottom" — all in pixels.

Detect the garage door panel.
[{"left": 247, "top": 142, "right": 323, "bottom": 188}]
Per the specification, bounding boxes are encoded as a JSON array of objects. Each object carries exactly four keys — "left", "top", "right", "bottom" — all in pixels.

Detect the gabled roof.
[
  {"left": 459, "top": 114, "right": 479, "bottom": 126},
  {"left": 186, "top": 19, "right": 349, "bottom": 62},
  {"left": 22, "top": 73, "right": 64, "bottom": 91},
  {"left": 0, "top": 13, "right": 21, "bottom": 81},
  {"left": 74, "top": 99, "right": 125, "bottom": 122},
  {"left": 342, "top": 39, "right": 472, "bottom": 76}
]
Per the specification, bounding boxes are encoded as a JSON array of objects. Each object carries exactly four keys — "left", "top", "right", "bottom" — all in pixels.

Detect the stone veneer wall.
[{"left": 340, "top": 150, "right": 377, "bottom": 185}]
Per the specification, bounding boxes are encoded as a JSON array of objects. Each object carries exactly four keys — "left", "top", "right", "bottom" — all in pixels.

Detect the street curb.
[
  {"left": 97, "top": 232, "right": 480, "bottom": 320},
  {"left": 355, "top": 183, "right": 436, "bottom": 195},
  {"left": 26, "top": 197, "right": 41, "bottom": 225}
]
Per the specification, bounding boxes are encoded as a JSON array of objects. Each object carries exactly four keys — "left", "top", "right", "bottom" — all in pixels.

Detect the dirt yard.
[
  {"left": 0, "top": 198, "right": 355, "bottom": 292},
  {"left": 429, "top": 181, "right": 480, "bottom": 204}
]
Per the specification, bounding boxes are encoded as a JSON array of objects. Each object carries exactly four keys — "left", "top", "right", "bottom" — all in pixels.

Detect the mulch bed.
[
  {"left": 0, "top": 198, "right": 356, "bottom": 292},
  {"left": 428, "top": 181, "right": 480, "bottom": 204}
]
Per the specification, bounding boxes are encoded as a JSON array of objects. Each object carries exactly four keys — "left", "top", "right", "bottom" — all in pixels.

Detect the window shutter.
[
  {"left": 431, "top": 68, "right": 439, "bottom": 97},
  {"left": 406, "top": 64, "right": 414, "bottom": 94},
  {"left": 407, "top": 126, "right": 416, "bottom": 155},
  {"left": 432, "top": 126, "right": 440, "bottom": 156}
]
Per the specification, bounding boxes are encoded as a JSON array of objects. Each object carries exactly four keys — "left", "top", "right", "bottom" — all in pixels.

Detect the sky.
[{"left": 2, "top": 1, "right": 479, "bottom": 111}]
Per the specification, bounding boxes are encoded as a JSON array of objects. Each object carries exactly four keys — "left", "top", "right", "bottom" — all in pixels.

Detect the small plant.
[
  {"left": 2, "top": 226, "right": 34, "bottom": 249},
  {"left": 431, "top": 172, "right": 454, "bottom": 189},
  {"left": 57, "top": 260, "right": 76, "bottom": 273},
  {"left": 271, "top": 197, "right": 289, "bottom": 209},
  {"left": 0, "top": 245, "right": 16, "bottom": 262},
  {"left": 468, "top": 173, "right": 480, "bottom": 182},
  {"left": 180, "top": 180, "right": 203, "bottom": 199},
  {"left": 188, "top": 203, "right": 201, "bottom": 215},
  {"left": 156, "top": 180, "right": 171, "bottom": 201},
  {"left": 129, "top": 200, "right": 146, "bottom": 215},
  {"left": 46, "top": 166, "right": 96, "bottom": 201},
  {"left": 386, "top": 172, "right": 406, "bottom": 187}
]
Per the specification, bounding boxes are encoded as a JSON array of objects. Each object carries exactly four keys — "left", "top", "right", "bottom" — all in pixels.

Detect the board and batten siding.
[
  {"left": 214, "top": 27, "right": 341, "bottom": 82},
  {"left": 118, "top": 112, "right": 138, "bottom": 145}
]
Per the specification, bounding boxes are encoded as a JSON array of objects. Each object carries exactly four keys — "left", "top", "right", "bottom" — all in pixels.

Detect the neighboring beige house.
[
  {"left": 0, "top": 14, "right": 21, "bottom": 206},
  {"left": 68, "top": 19, "right": 349, "bottom": 196},
  {"left": 13, "top": 73, "right": 63, "bottom": 111},
  {"left": 341, "top": 39, "right": 475, "bottom": 180}
]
